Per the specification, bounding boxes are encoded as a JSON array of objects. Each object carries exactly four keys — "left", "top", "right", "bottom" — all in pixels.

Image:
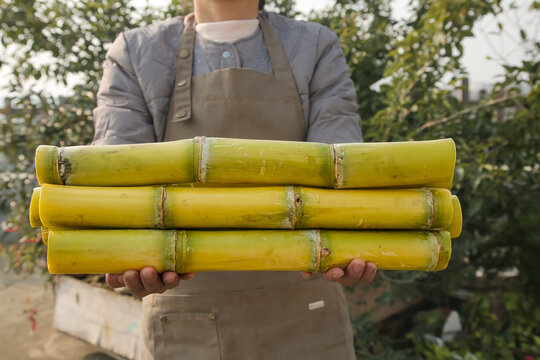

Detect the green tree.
[{"left": 311, "top": 0, "right": 395, "bottom": 121}]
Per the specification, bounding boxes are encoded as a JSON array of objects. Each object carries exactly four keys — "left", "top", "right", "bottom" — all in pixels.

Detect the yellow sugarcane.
[
  {"left": 33, "top": 184, "right": 455, "bottom": 231},
  {"left": 46, "top": 229, "right": 450, "bottom": 274},
  {"left": 335, "top": 139, "right": 456, "bottom": 189},
  {"left": 47, "top": 229, "right": 175, "bottom": 274},
  {"left": 445, "top": 195, "right": 462, "bottom": 238},
  {"left": 35, "top": 139, "right": 195, "bottom": 186},
  {"left": 35, "top": 137, "right": 456, "bottom": 189},
  {"left": 41, "top": 226, "right": 73, "bottom": 245},
  {"left": 29, "top": 187, "right": 43, "bottom": 227}
]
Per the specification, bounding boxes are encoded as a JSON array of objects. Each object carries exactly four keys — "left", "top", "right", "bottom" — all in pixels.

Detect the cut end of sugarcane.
[
  {"left": 41, "top": 227, "right": 49, "bottom": 245},
  {"left": 29, "top": 187, "right": 43, "bottom": 227},
  {"left": 433, "top": 231, "right": 452, "bottom": 271},
  {"left": 428, "top": 139, "right": 456, "bottom": 189},
  {"left": 446, "top": 139, "right": 457, "bottom": 189},
  {"left": 430, "top": 188, "right": 453, "bottom": 229},
  {"left": 447, "top": 195, "right": 462, "bottom": 238},
  {"left": 35, "top": 145, "right": 61, "bottom": 185}
]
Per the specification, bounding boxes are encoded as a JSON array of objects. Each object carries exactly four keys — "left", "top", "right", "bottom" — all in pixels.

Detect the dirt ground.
[{"left": 0, "top": 269, "right": 116, "bottom": 360}]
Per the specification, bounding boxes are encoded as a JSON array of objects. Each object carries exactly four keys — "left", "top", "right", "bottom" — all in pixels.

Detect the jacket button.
[
  {"left": 176, "top": 80, "right": 187, "bottom": 87},
  {"left": 176, "top": 110, "right": 187, "bottom": 119},
  {"left": 179, "top": 49, "right": 190, "bottom": 58}
]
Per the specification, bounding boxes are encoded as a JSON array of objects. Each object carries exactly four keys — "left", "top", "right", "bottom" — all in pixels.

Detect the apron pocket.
[{"left": 156, "top": 312, "right": 220, "bottom": 360}]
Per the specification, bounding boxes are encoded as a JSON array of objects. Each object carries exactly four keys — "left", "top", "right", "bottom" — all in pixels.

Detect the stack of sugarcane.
[{"left": 29, "top": 137, "right": 462, "bottom": 274}]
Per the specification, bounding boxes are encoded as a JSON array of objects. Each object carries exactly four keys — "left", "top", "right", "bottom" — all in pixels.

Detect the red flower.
[{"left": 4, "top": 226, "right": 19, "bottom": 233}]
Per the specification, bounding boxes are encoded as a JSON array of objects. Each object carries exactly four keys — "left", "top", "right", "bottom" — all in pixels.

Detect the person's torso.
[
  {"left": 119, "top": 12, "right": 325, "bottom": 141},
  {"left": 137, "top": 15, "right": 356, "bottom": 360},
  {"left": 163, "top": 13, "right": 306, "bottom": 294}
]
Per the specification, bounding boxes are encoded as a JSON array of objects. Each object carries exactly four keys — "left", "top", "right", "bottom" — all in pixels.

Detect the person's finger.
[
  {"left": 179, "top": 272, "right": 196, "bottom": 280},
  {"left": 124, "top": 269, "right": 146, "bottom": 296},
  {"left": 162, "top": 271, "right": 181, "bottom": 289},
  {"left": 338, "top": 260, "right": 366, "bottom": 286},
  {"left": 140, "top": 267, "right": 165, "bottom": 293},
  {"left": 347, "top": 259, "right": 367, "bottom": 280},
  {"left": 359, "top": 262, "right": 377, "bottom": 283},
  {"left": 106, "top": 273, "right": 125, "bottom": 288},
  {"left": 300, "top": 271, "right": 313, "bottom": 279},
  {"left": 322, "top": 268, "right": 345, "bottom": 282}
]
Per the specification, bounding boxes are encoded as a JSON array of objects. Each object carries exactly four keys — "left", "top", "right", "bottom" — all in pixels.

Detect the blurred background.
[{"left": 0, "top": 0, "right": 539, "bottom": 359}]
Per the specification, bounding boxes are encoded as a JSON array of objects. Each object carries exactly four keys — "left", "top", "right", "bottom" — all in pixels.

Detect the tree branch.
[{"left": 413, "top": 93, "right": 524, "bottom": 134}]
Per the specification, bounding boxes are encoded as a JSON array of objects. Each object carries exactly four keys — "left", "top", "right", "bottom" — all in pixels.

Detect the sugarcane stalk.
[
  {"left": 46, "top": 229, "right": 450, "bottom": 274},
  {"left": 335, "top": 139, "right": 456, "bottom": 189},
  {"left": 29, "top": 187, "right": 43, "bottom": 227},
  {"left": 319, "top": 230, "right": 449, "bottom": 272},
  {"left": 35, "top": 139, "right": 195, "bottom": 186},
  {"left": 297, "top": 187, "right": 454, "bottom": 230},
  {"left": 445, "top": 195, "right": 462, "bottom": 238},
  {"left": 35, "top": 137, "right": 456, "bottom": 189},
  {"left": 41, "top": 226, "right": 71, "bottom": 246},
  {"left": 34, "top": 184, "right": 455, "bottom": 231},
  {"left": 47, "top": 229, "right": 175, "bottom": 274}
]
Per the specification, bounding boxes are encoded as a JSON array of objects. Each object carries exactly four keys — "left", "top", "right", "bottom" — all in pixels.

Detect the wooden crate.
[{"left": 53, "top": 276, "right": 142, "bottom": 360}]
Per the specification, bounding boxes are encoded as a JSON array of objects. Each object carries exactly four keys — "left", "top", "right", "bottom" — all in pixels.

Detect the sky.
[
  {"left": 293, "top": 0, "right": 538, "bottom": 98},
  {"left": 0, "top": 0, "right": 537, "bottom": 101}
]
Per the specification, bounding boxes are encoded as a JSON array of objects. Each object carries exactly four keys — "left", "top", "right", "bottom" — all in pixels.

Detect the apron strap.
[
  {"left": 172, "top": 13, "right": 300, "bottom": 123},
  {"left": 172, "top": 16, "right": 196, "bottom": 122},
  {"left": 258, "top": 13, "right": 300, "bottom": 97}
]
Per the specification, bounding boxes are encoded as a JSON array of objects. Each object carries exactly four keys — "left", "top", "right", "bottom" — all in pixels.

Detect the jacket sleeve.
[
  {"left": 92, "top": 33, "right": 156, "bottom": 145},
  {"left": 306, "top": 27, "right": 363, "bottom": 144}
]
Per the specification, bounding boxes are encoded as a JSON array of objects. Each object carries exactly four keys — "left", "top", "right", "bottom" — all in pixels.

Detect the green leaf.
[{"left": 467, "top": 198, "right": 484, "bottom": 216}]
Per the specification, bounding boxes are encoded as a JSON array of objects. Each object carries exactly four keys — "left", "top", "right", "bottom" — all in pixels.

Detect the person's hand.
[
  {"left": 301, "top": 259, "right": 377, "bottom": 286},
  {"left": 106, "top": 267, "right": 195, "bottom": 298}
]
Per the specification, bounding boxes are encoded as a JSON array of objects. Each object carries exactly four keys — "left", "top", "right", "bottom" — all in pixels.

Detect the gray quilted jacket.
[{"left": 92, "top": 12, "right": 362, "bottom": 145}]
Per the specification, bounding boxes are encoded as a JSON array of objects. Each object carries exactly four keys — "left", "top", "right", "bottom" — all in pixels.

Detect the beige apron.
[{"left": 141, "top": 14, "right": 355, "bottom": 360}]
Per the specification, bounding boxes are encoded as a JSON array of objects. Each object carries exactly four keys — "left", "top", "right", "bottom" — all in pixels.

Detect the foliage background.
[{"left": 0, "top": 0, "right": 538, "bottom": 358}]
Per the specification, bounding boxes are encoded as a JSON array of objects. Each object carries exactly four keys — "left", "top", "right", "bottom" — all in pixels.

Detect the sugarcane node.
[
  {"left": 426, "top": 188, "right": 435, "bottom": 228},
  {"left": 159, "top": 186, "right": 167, "bottom": 229},
  {"left": 172, "top": 230, "right": 178, "bottom": 272},
  {"left": 57, "top": 148, "right": 71, "bottom": 185},
  {"left": 331, "top": 144, "right": 344, "bottom": 188},
  {"left": 321, "top": 247, "right": 331, "bottom": 258},
  {"left": 196, "top": 137, "right": 206, "bottom": 183}
]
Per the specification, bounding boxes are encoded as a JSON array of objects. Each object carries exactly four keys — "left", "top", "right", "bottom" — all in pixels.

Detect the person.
[{"left": 93, "top": 0, "right": 377, "bottom": 358}]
